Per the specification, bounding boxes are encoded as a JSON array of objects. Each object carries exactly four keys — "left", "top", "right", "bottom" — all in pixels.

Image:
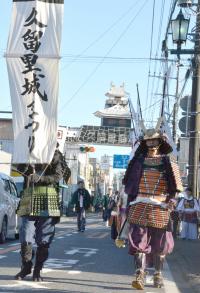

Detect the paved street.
[{"left": 0, "top": 213, "right": 199, "bottom": 293}]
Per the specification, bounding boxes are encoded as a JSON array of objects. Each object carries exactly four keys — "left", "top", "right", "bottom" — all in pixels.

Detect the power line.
[
  {"left": 60, "top": 0, "right": 141, "bottom": 71},
  {"left": 59, "top": 0, "right": 150, "bottom": 113},
  {"left": 149, "top": 0, "right": 166, "bottom": 115},
  {"left": 145, "top": 0, "right": 156, "bottom": 114},
  {"left": 60, "top": 54, "right": 178, "bottom": 64}
]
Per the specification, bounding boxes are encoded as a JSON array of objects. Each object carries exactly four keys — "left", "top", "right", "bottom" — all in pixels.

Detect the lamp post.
[
  {"left": 177, "top": 0, "right": 194, "bottom": 6},
  {"left": 171, "top": 9, "right": 190, "bottom": 59},
  {"left": 171, "top": 10, "right": 190, "bottom": 143},
  {"left": 170, "top": 2, "right": 200, "bottom": 197},
  {"left": 188, "top": 2, "right": 200, "bottom": 197}
]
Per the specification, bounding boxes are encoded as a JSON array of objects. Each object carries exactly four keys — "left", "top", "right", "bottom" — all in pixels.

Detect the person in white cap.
[{"left": 177, "top": 187, "right": 200, "bottom": 240}]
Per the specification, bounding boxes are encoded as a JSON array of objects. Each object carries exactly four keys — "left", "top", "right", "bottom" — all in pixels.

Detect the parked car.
[{"left": 0, "top": 172, "right": 20, "bottom": 243}]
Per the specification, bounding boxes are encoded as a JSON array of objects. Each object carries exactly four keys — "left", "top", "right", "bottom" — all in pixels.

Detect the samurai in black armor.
[{"left": 15, "top": 148, "right": 66, "bottom": 281}]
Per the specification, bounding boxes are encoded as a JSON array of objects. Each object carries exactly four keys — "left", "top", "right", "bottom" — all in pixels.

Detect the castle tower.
[{"left": 94, "top": 82, "right": 131, "bottom": 128}]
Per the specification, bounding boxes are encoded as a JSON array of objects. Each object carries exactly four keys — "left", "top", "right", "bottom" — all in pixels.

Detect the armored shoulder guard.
[{"left": 165, "top": 155, "right": 183, "bottom": 193}]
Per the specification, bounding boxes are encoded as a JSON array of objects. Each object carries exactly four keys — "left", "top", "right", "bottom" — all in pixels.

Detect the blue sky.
[{"left": 0, "top": 1, "right": 192, "bottom": 160}]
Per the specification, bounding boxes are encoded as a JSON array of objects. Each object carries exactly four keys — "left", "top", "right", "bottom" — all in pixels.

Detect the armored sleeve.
[
  {"left": 38, "top": 150, "right": 64, "bottom": 185},
  {"left": 164, "top": 155, "right": 183, "bottom": 197}
]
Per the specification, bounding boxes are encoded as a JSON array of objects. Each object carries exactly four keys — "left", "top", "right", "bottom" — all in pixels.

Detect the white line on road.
[
  {"left": 67, "top": 270, "right": 82, "bottom": 274},
  {"left": 8, "top": 243, "right": 19, "bottom": 247},
  {"left": 0, "top": 281, "right": 48, "bottom": 289},
  {"left": 12, "top": 249, "right": 21, "bottom": 253},
  {"left": 65, "top": 247, "right": 98, "bottom": 257},
  {"left": 163, "top": 261, "right": 181, "bottom": 293},
  {"left": 44, "top": 258, "right": 79, "bottom": 269},
  {"left": 42, "top": 268, "right": 82, "bottom": 275}
]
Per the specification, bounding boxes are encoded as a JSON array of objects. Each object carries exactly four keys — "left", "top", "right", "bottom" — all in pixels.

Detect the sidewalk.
[{"left": 167, "top": 238, "right": 200, "bottom": 293}]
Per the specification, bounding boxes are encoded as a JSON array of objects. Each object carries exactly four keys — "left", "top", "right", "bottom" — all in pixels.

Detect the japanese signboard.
[
  {"left": 100, "top": 155, "right": 111, "bottom": 170},
  {"left": 6, "top": 0, "right": 64, "bottom": 163},
  {"left": 65, "top": 128, "right": 80, "bottom": 143},
  {"left": 113, "top": 154, "right": 130, "bottom": 169},
  {"left": 71, "top": 125, "right": 132, "bottom": 146},
  {"left": 57, "top": 126, "right": 67, "bottom": 153}
]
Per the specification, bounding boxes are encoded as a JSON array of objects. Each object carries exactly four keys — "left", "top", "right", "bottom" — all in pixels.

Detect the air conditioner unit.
[{"left": 178, "top": 0, "right": 193, "bottom": 7}]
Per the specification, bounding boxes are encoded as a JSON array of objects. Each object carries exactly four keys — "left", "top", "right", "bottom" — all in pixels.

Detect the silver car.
[{"left": 0, "top": 172, "right": 20, "bottom": 243}]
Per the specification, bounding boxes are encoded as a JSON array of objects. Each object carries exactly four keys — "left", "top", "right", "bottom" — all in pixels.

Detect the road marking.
[
  {"left": 65, "top": 247, "right": 98, "bottom": 257},
  {"left": 164, "top": 262, "right": 181, "bottom": 293},
  {"left": 0, "top": 245, "right": 20, "bottom": 255},
  {"left": 8, "top": 243, "right": 19, "bottom": 247},
  {"left": 0, "top": 256, "right": 6, "bottom": 259},
  {"left": 44, "top": 258, "right": 79, "bottom": 269},
  {"left": 145, "top": 274, "right": 154, "bottom": 286},
  {"left": 78, "top": 262, "right": 95, "bottom": 268},
  {"left": 88, "top": 232, "right": 109, "bottom": 239},
  {"left": 67, "top": 270, "right": 82, "bottom": 274},
  {"left": 0, "top": 281, "right": 48, "bottom": 289},
  {"left": 12, "top": 249, "right": 21, "bottom": 253},
  {"left": 42, "top": 268, "right": 82, "bottom": 275}
]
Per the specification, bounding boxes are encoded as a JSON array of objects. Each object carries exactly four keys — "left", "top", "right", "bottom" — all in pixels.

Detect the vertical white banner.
[{"left": 6, "top": 0, "right": 64, "bottom": 164}]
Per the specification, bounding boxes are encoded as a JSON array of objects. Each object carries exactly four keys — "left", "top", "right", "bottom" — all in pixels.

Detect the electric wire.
[
  {"left": 164, "top": 0, "right": 178, "bottom": 41},
  {"left": 145, "top": 0, "right": 156, "bottom": 114},
  {"left": 60, "top": 0, "right": 141, "bottom": 71},
  {"left": 59, "top": 0, "right": 150, "bottom": 113},
  {"left": 148, "top": 0, "right": 166, "bottom": 123},
  {"left": 148, "top": 0, "right": 179, "bottom": 125},
  {"left": 60, "top": 54, "right": 178, "bottom": 64}
]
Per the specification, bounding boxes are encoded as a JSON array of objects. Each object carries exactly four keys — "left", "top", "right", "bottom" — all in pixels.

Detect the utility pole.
[
  {"left": 172, "top": 61, "right": 180, "bottom": 143},
  {"left": 188, "top": 0, "right": 200, "bottom": 197}
]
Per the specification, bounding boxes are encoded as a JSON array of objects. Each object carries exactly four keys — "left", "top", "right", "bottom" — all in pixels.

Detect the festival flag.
[{"left": 6, "top": 0, "right": 64, "bottom": 164}]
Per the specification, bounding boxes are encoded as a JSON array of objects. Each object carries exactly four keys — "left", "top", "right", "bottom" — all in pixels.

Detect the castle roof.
[
  {"left": 105, "top": 82, "right": 126, "bottom": 98},
  {"left": 94, "top": 104, "right": 131, "bottom": 119}
]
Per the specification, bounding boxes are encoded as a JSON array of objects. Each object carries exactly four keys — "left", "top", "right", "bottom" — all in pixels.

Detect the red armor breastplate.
[{"left": 138, "top": 157, "right": 168, "bottom": 202}]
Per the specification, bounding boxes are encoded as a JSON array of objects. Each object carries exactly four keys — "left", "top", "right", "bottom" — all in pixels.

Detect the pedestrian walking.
[
  {"left": 71, "top": 180, "right": 91, "bottom": 232},
  {"left": 15, "top": 146, "right": 68, "bottom": 281},
  {"left": 108, "top": 190, "right": 120, "bottom": 240},
  {"left": 177, "top": 187, "right": 200, "bottom": 240},
  {"left": 118, "top": 186, "right": 128, "bottom": 232},
  {"left": 123, "top": 123, "right": 183, "bottom": 289},
  {"left": 102, "top": 193, "right": 109, "bottom": 222},
  {"left": 171, "top": 196, "right": 183, "bottom": 238}
]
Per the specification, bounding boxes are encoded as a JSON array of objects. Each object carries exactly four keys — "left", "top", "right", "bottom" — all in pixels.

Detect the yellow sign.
[{"left": 11, "top": 170, "right": 21, "bottom": 177}]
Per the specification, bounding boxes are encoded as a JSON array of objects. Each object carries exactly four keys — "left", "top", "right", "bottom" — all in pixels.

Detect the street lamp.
[
  {"left": 177, "top": 0, "right": 194, "bottom": 7},
  {"left": 171, "top": 9, "right": 190, "bottom": 58}
]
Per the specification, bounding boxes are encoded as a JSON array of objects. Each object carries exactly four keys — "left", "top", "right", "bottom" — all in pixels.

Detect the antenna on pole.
[
  {"left": 127, "top": 97, "right": 137, "bottom": 138},
  {"left": 136, "top": 83, "right": 143, "bottom": 120},
  {"left": 160, "top": 74, "right": 167, "bottom": 118}
]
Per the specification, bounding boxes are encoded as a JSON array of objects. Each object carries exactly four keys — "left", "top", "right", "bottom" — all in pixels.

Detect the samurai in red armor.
[{"left": 123, "top": 125, "right": 183, "bottom": 289}]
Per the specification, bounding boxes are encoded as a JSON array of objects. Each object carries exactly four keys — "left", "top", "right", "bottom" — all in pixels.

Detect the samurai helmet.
[
  {"left": 140, "top": 117, "right": 163, "bottom": 140},
  {"left": 136, "top": 117, "right": 173, "bottom": 154}
]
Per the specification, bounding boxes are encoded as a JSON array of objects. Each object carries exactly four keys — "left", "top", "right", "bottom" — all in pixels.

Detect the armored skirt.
[{"left": 17, "top": 186, "right": 61, "bottom": 217}]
